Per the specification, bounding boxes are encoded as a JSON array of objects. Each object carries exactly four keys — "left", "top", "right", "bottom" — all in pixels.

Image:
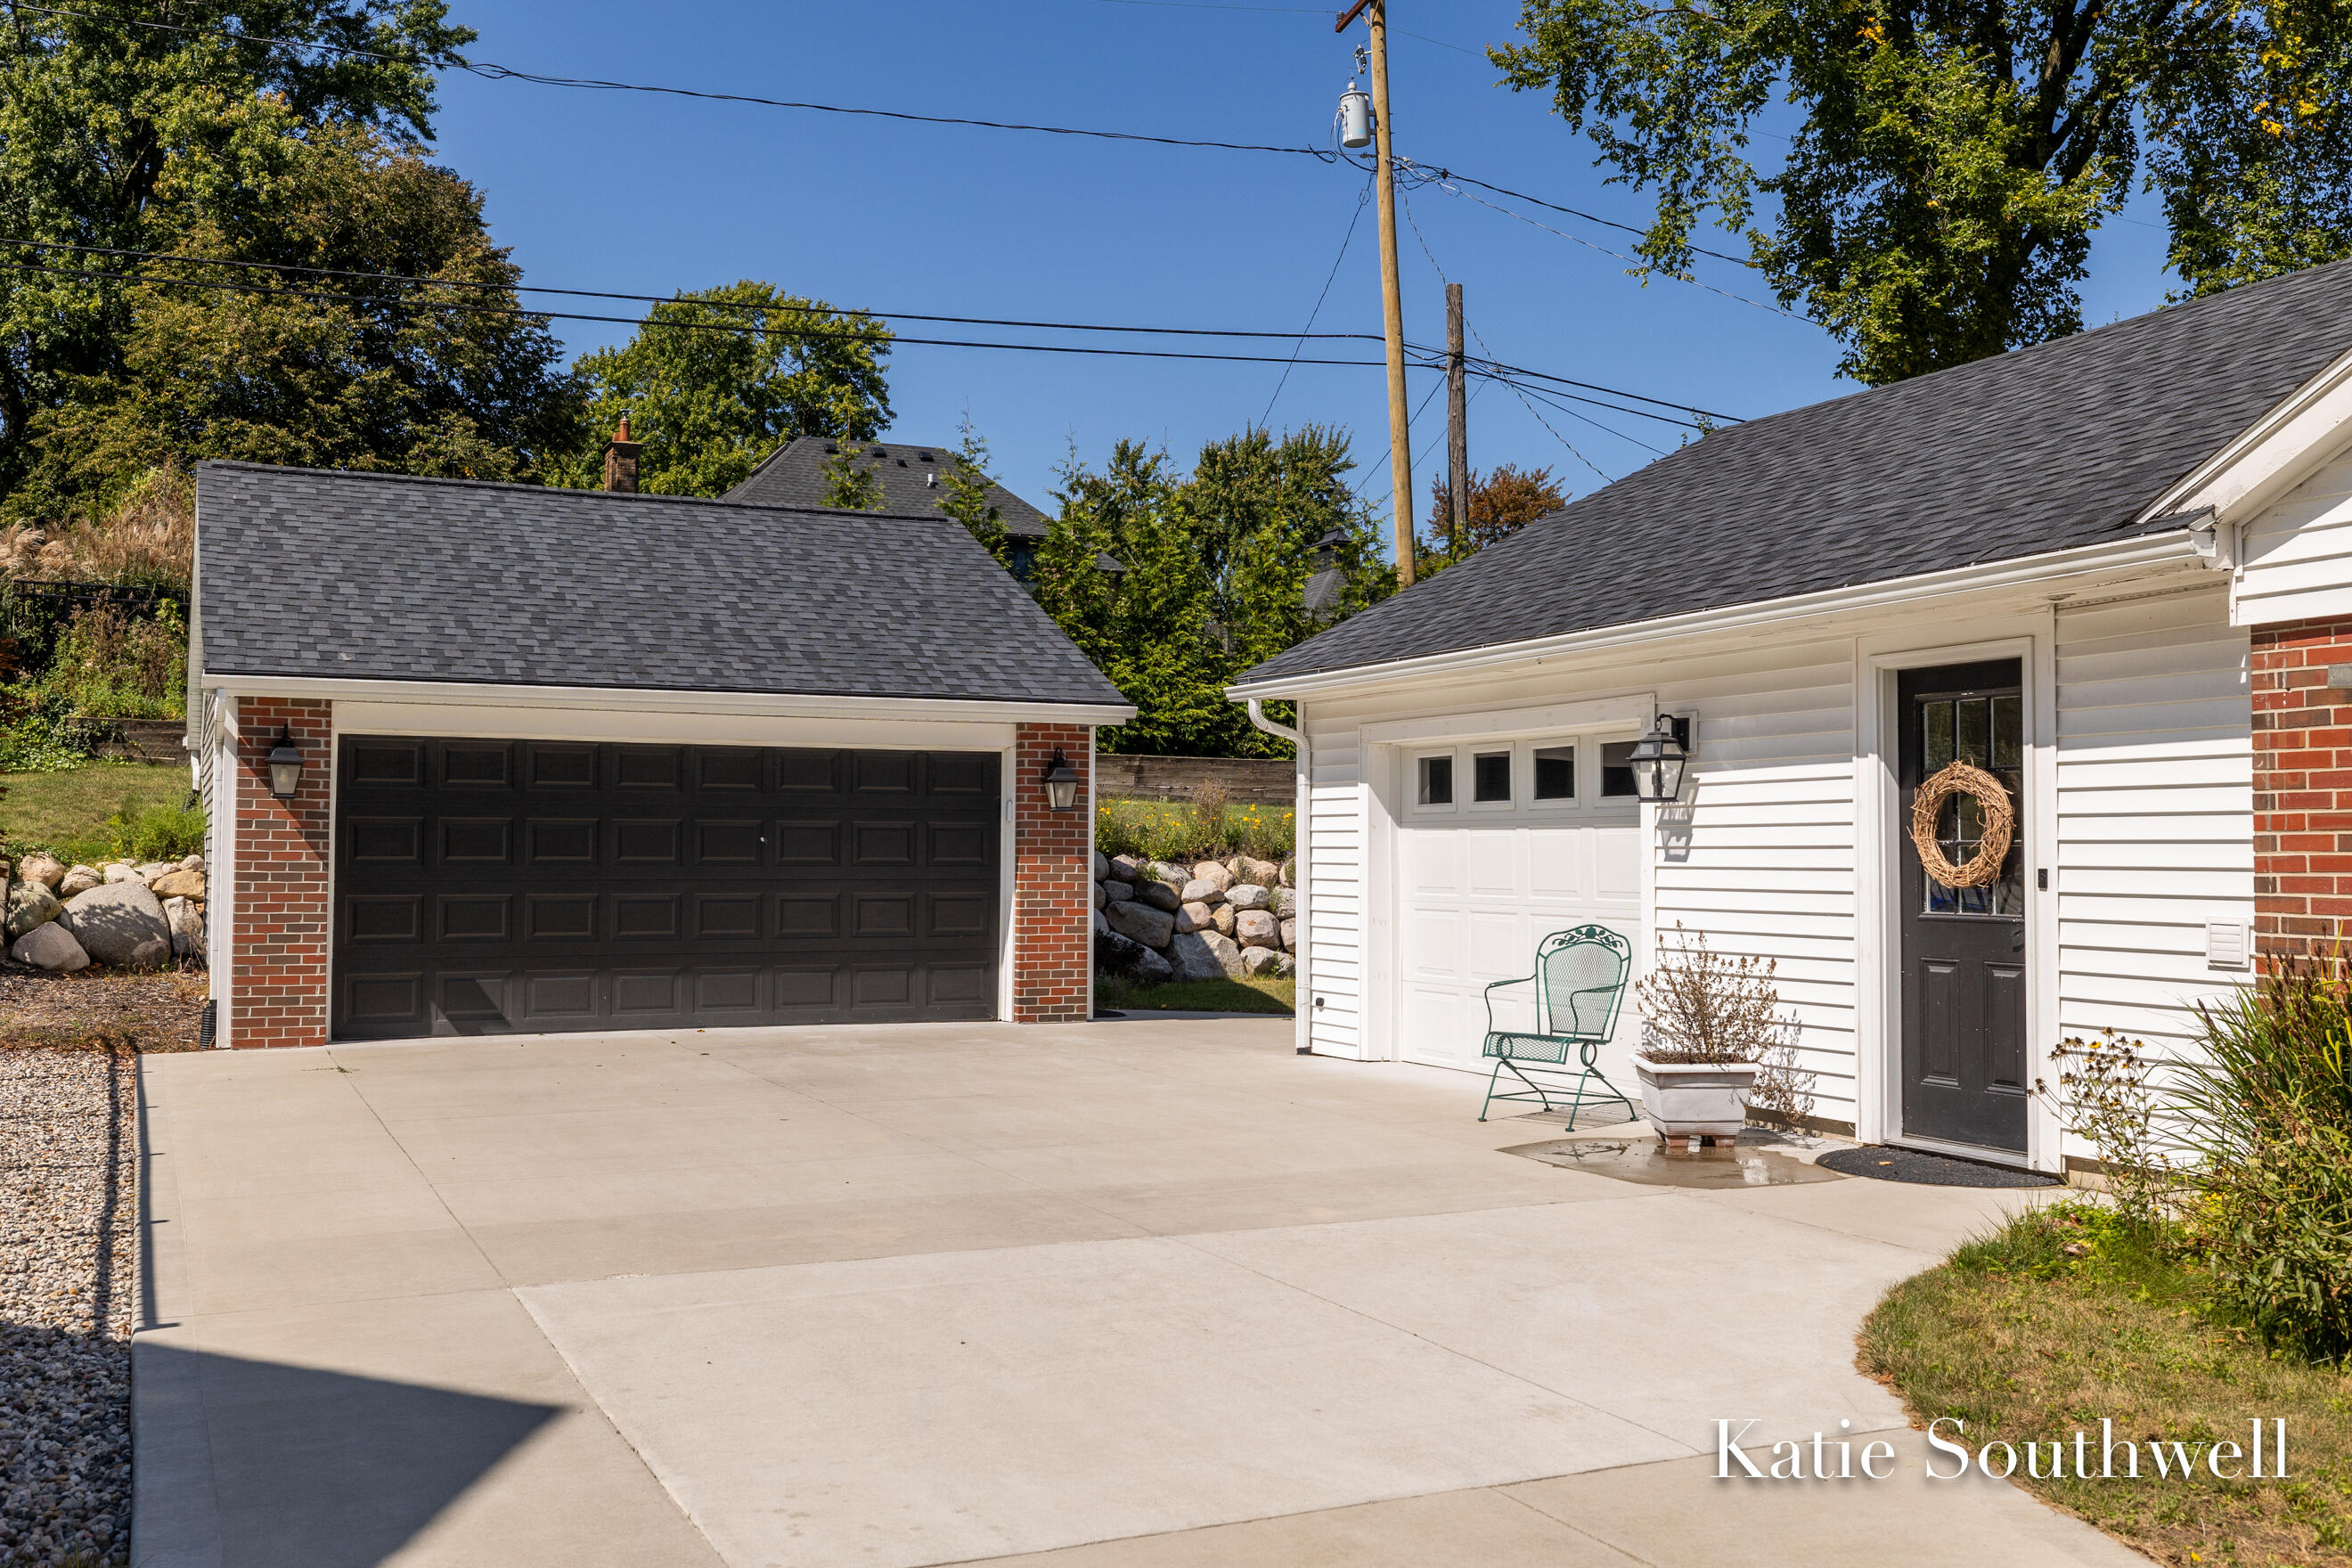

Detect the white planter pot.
[{"left": 1631, "top": 1054, "right": 1761, "bottom": 1141}]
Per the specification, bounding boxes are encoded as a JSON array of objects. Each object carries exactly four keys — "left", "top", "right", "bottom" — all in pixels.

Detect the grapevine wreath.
[{"left": 1909, "top": 762, "right": 2014, "bottom": 889}]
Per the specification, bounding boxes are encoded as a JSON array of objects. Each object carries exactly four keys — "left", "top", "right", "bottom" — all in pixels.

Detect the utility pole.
[
  {"left": 1338, "top": 0, "right": 1414, "bottom": 587},
  {"left": 1445, "top": 282, "right": 1467, "bottom": 562}
]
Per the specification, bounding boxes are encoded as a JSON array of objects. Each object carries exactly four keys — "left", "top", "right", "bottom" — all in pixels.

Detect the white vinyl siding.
[
  {"left": 1302, "top": 720, "right": 1366, "bottom": 1057},
  {"left": 2234, "top": 442, "right": 2352, "bottom": 625},
  {"left": 2054, "top": 588, "right": 2252, "bottom": 1075},
  {"left": 1652, "top": 652, "right": 1861, "bottom": 1121}
]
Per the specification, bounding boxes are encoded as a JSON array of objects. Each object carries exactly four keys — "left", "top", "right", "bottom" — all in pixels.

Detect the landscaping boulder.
[
  {"left": 5, "top": 881, "right": 62, "bottom": 940},
  {"left": 59, "top": 865, "right": 102, "bottom": 899},
  {"left": 1279, "top": 859, "right": 1294, "bottom": 887},
  {"left": 1091, "top": 850, "right": 1110, "bottom": 881},
  {"left": 1145, "top": 860, "right": 1188, "bottom": 887},
  {"left": 150, "top": 870, "right": 206, "bottom": 901},
  {"left": 102, "top": 864, "right": 135, "bottom": 885},
  {"left": 1092, "top": 882, "right": 1107, "bottom": 911},
  {"left": 1280, "top": 917, "right": 1296, "bottom": 951},
  {"left": 1168, "top": 931, "right": 1228, "bottom": 983},
  {"left": 180, "top": 853, "right": 205, "bottom": 871},
  {"left": 1104, "top": 900, "right": 1176, "bottom": 949},
  {"left": 1241, "top": 944, "right": 1288, "bottom": 977},
  {"left": 1176, "top": 901, "right": 1213, "bottom": 935},
  {"left": 1188, "top": 861, "right": 1233, "bottom": 894},
  {"left": 12, "top": 919, "right": 89, "bottom": 972},
  {"left": 1196, "top": 929, "right": 1247, "bottom": 979},
  {"left": 62, "top": 880, "right": 173, "bottom": 968},
  {"left": 1128, "top": 945, "right": 1176, "bottom": 985},
  {"left": 1272, "top": 886, "right": 1297, "bottom": 918},
  {"left": 1237, "top": 855, "right": 1282, "bottom": 887},
  {"left": 1210, "top": 903, "right": 1237, "bottom": 938},
  {"left": 1226, "top": 884, "right": 1272, "bottom": 912},
  {"left": 19, "top": 852, "right": 66, "bottom": 890},
  {"left": 1131, "top": 880, "right": 1182, "bottom": 914},
  {"left": 1107, "top": 853, "right": 1144, "bottom": 884},
  {"left": 1095, "top": 927, "right": 1147, "bottom": 976},
  {"left": 166, "top": 895, "right": 206, "bottom": 960},
  {"left": 1102, "top": 878, "right": 1134, "bottom": 904},
  {"left": 1237, "top": 909, "right": 1279, "bottom": 949},
  {"left": 135, "top": 861, "right": 177, "bottom": 881},
  {"left": 1178, "top": 878, "right": 1225, "bottom": 906},
  {"left": 1093, "top": 909, "right": 1111, "bottom": 938}
]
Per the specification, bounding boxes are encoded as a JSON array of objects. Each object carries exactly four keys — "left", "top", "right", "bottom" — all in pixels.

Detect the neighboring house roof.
[
  {"left": 193, "top": 462, "right": 1125, "bottom": 708},
  {"left": 723, "top": 436, "right": 1052, "bottom": 539},
  {"left": 1238, "top": 257, "right": 2352, "bottom": 689}
]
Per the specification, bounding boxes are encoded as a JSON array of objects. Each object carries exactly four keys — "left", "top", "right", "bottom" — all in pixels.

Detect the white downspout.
[{"left": 1245, "top": 699, "right": 1311, "bottom": 1056}]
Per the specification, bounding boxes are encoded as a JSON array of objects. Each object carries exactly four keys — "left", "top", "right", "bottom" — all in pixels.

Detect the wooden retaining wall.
[{"left": 1094, "top": 753, "right": 1293, "bottom": 807}]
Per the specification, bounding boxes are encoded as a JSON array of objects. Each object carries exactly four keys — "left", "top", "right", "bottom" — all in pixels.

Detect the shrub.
[
  {"left": 1095, "top": 797, "right": 1293, "bottom": 864},
  {"left": 2178, "top": 961, "right": 2352, "bottom": 1363},
  {"left": 2036, "top": 1029, "right": 2179, "bottom": 1231},
  {"left": 45, "top": 599, "right": 186, "bottom": 719},
  {"left": 1635, "top": 925, "right": 1817, "bottom": 1117}
]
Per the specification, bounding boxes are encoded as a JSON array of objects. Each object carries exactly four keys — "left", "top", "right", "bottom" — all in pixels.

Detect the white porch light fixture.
[
  {"left": 1627, "top": 715, "right": 1688, "bottom": 803},
  {"left": 1040, "top": 749, "right": 1082, "bottom": 812},
  {"left": 265, "top": 726, "right": 305, "bottom": 800}
]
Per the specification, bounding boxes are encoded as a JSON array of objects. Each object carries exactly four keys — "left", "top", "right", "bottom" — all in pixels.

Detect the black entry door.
[
  {"left": 332, "top": 739, "right": 1000, "bottom": 1039},
  {"left": 1898, "top": 662, "right": 2029, "bottom": 1151}
]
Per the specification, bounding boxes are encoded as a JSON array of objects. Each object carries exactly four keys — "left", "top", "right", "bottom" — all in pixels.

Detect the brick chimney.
[{"left": 601, "top": 414, "right": 642, "bottom": 494}]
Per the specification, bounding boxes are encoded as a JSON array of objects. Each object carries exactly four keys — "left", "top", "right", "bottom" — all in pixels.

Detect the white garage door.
[{"left": 1395, "top": 732, "right": 1645, "bottom": 1081}]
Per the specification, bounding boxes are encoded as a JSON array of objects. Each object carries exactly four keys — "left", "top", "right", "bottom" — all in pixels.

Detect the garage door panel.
[{"left": 333, "top": 739, "right": 1001, "bottom": 1038}]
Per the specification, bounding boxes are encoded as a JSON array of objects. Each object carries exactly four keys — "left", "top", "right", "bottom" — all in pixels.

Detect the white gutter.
[
  {"left": 1243, "top": 699, "right": 1311, "bottom": 1057},
  {"left": 1226, "top": 530, "right": 2201, "bottom": 701},
  {"left": 196, "top": 674, "right": 1135, "bottom": 728}
]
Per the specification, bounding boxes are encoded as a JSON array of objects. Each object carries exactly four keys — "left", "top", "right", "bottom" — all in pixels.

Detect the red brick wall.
[
  {"left": 2252, "top": 616, "right": 2352, "bottom": 966},
  {"left": 1011, "top": 723, "right": 1093, "bottom": 1022},
  {"left": 228, "top": 697, "right": 333, "bottom": 1048}
]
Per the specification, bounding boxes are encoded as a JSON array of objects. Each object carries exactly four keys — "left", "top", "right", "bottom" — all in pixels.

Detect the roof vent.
[
  {"left": 918, "top": 452, "right": 934, "bottom": 462},
  {"left": 823, "top": 444, "right": 838, "bottom": 454}
]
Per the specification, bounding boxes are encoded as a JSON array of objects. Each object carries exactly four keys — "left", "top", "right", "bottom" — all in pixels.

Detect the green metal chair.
[{"left": 1478, "top": 924, "right": 1638, "bottom": 1124}]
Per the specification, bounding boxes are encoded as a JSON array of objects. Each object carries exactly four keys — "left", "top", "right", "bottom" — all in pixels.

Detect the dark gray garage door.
[{"left": 332, "top": 739, "right": 1000, "bottom": 1039}]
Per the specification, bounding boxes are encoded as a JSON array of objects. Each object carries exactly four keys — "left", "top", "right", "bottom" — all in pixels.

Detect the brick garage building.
[{"left": 190, "top": 460, "right": 1130, "bottom": 1048}]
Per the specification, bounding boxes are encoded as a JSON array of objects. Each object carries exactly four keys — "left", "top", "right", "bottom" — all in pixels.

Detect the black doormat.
[{"left": 1817, "top": 1146, "right": 2062, "bottom": 1188}]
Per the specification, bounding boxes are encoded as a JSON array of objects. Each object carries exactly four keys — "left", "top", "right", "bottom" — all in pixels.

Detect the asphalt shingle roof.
[
  {"left": 1240, "top": 257, "right": 2352, "bottom": 688},
  {"left": 723, "top": 436, "right": 1051, "bottom": 538},
  {"left": 195, "top": 463, "right": 1125, "bottom": 706}
]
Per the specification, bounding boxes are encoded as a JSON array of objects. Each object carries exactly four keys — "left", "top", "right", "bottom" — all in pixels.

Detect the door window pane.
[
  {"left": 1417, "top": 754, "right": 1453, "bottom": 806},
  {"left": 1473, "top": 751, "right": 1511, "bottom": 803},
  {"left": 1993, "top": 694, "right": 2021, "bottom": 767},
  {"left": 1917, "top": 692, "right": 2025, "bottom": 919},
  {"left": 1533, "top": 745, "right": 1576, "bottom": 800},
  {"left": 1956, "top": 697, "right": 1990, "bottom": 767},
  {"left": 1600, "top": 741, "right": 1637, "bottom": 796}
]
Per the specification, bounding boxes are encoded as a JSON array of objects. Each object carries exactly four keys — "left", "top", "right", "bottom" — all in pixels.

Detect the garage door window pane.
[
  {"left": 1601, "top": 741, "right": 1637, "bottom": 796},
  {"left": 1417, "top": 755, "right": 1454, "bottom": 806},
  {"left": 1473, "top": 751, "right": 1511, "bottom": 803},
  {"left": 1533, "top": 746, "right": 1575, "bottom": 800}
]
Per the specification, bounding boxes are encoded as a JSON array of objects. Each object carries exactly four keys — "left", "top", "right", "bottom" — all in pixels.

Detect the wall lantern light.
[
  {"left": 1628, "top": 714, "right": 1690, "bottom": 803},
  {"left": 1041, "top": 749, "right": 1082, "bottom": 812},
  {"left": 265, "top": 726, "right": 305, "bottom": 800}
]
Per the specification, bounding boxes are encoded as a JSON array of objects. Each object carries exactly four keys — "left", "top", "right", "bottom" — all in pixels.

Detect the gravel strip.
[{"left": 1, "top": 1045, "right": 137, "bottom": 1568}]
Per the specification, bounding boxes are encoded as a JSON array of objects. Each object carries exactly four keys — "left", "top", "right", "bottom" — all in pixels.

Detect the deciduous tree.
[
  {"left": 1418, "top": 461, "right": 1568, "bottom": 574},
  {"left": 1493, "top": 0, "right": 2352, "bottom": 384},
  {"left": 552, "top": 282, "right": 891, "bottom": 496}
]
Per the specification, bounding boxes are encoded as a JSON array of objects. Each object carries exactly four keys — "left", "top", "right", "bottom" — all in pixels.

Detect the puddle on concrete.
[{"left": 1500, "top": 1136, "right": 1846, "bottom": 1188}]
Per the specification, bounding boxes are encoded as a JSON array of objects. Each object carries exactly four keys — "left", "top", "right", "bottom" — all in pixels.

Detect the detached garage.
[{"left": 188, "top": 458, "right": 1131, "bottom": 1049}]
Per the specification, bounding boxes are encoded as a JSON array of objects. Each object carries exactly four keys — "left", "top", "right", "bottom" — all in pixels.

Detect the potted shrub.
[{"left": 1631, "top": 926, "right": 1806, "bottom": 1148}]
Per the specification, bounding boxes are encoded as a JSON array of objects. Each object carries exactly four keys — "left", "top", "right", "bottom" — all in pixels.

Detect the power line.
[
  {"left": 0, "top": 236, "right": 1395, "bottom": 345},
  {"left": 1262, "top": 175, "right": 1374, "bottom": 427},
  {"left": 0, "top": 236, "right": 1740, "bottom": 424},
  {"left": 5, "top": 2, "right": 1756, "bottom": 281}
]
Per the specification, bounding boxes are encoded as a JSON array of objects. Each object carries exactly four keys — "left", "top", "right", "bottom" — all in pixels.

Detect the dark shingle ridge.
[
  {"left": 1239, "top": 257, "right": 2352, "bottom": 687},
  {"left": 723, "top": 436, "right": 1053, "bottom": 538},
  {"left": 195, "top": 461, "right": 1126, "bottom": 708}
]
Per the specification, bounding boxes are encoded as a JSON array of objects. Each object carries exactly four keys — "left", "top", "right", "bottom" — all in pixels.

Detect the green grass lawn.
[
  {"left": 2, "top": 762, "right": 193, "bottom": 864},
  {"left": 1097, "top": 974, "right": 1294, "bottom": 1015},
  {"left": 1858, "top": 1203, "right": 2352, "bottom": 1567}
]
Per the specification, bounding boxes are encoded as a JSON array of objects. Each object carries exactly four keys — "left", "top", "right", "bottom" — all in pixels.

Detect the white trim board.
[
  {"left": 203, "top": 674, "right": 1133, "bottom": 728},
  {"left": 333, "top": 700, "right": 1020, "bottom": 753},
  {"left": 1359, "top": 694, "right": 1652, "bottom": 746}
]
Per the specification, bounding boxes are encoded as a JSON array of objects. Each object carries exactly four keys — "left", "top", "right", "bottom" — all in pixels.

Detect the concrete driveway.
[{"left": 132, "top": 1019, "right": 2144, "bottom": 1567}]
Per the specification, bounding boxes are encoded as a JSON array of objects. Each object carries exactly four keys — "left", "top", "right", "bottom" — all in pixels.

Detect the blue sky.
[{"left": 431, "top": 0, "right": 2184, "bottom": 551}]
